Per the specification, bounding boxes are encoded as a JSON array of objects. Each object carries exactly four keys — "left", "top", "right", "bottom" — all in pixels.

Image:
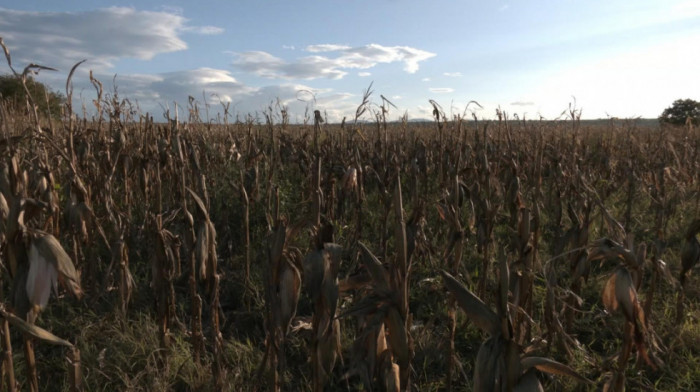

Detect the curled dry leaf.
[
  {"left": 520, "top": 356, "right": 591, "bottom": 384},
  {"left": 195, "top": 221, "right": 209, "bottom": 280},
  {"left": 0, "top": 306, "right": 73, "bottom": 347},
  {"left": 303, "top": 249, "right": 325, "bottom": 302},
  {"left": 315, "top": 319, "right": 341, "bottom": 390},
  {"left": 279, "top": 253, "right": 302, "bottom": 335},
  {"left": 27, "top": 231, "right": 83, "bottom": 302},
  {"left": 444, "top": 270, "right": 593, "bottom": 391},
  {"left": 441, "top": 270, "right": 500, "bottom": 337},
  {"left": 342, "top": 167, "right": 358, "bottom": 192},
  {"left": 513, "top": 370, "right": 544, "bottom": 392},
  {"left": 588, "top": 238, "right": 640, "bottom": 271},
  {"left": 0, "top": 190, "right": 8, "bottom": 242},
  {"left": 378, "top": 349, "right": 400, "bottom": 392},
  {"left": 680, "top": 219, "right": 700, "bottom": 287},
  {"left": 358, "top": 241, "right": 390, "bottom": 292},
  {"left": 385, "top": 306, "right": 409, "bottom": 388}
]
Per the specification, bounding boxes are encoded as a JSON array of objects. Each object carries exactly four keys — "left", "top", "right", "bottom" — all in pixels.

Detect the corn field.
[{"left": 0, "top": 50, "right": 699, "bottom": 391}]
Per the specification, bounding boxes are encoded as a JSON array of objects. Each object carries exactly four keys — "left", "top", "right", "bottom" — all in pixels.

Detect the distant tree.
[
  {"left": 659, "top": 99, "right": 700, "bottom": 126},
  {"left": 0, "top": 74, "right": 65, "bottom": 118}
]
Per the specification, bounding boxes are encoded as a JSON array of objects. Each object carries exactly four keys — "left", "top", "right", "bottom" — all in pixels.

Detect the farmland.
[{"left": 0, "top": 73, "right": 699, "bottom": 392}]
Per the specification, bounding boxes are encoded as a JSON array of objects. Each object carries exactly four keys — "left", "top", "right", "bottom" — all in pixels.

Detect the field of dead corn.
[{"left": 0, "top": 62, "right": 699, "bottom": 392}]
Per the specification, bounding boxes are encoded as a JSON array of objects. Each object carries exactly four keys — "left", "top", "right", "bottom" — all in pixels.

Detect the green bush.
[
  {"left": 659, "top": 98, "right": 700, "bottom": 125},
  {"left": 0, "top": 73, "right": 65, "bottom": 119}
]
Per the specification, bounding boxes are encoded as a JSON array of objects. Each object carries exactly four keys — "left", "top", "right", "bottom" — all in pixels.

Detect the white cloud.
[
  {"left": 429, "top": 87, "right": 454, "bottom": 93},
  {"left": 0, "top": 7, "right": 221, "bottom": 71},
  {"left": 510, "top": 101, "right": 534, "bottom": 106},
  {"left": 421, "top": 78, "right": 431, "bottom": 82},
  {"left": 410, "top": 105, "right": 436, "bottom": 120},
  {"left": 282, "top": 45, "right": 296, "bottom": 50},
  {"left": 670, "top": 1, "right": 700, "bottom": 20},
  {"left": 67, "top": 68, "right": 251, "bottom": 110},
  {"left": 305, "top": 44, "right": 351, "bottom": 52},
  {"left": 358, "top": 72, "right": 371, "bottom": 77},
  {"left": 233, "top": 51, "right": 348, "bottom": 79},
  {"left": 0, "top": 8, "right": 429, "bottom": 123},
  {"left": 183, "top": 25, "right": 225, "bottom": 35},
  {"left": 67, "top": 67, "right": 356, "bottom": 122},
  {"left": 233, "top": 43, "right": 436, "bottom": 80},
  {"left": 443, "top": 72, "right": 463, "bottom": 77},
  {"left": 409, "top": 99, "right": 487, "bottom": 120}
]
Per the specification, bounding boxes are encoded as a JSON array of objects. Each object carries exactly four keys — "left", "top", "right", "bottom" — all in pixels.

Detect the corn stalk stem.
[
  {"left": 23, "top": 335, "right": 38, "bottom": 392},
  {"left": 67, "top": 347, "right": 82, "bottom": 392},
  {"left": 1, "top": 319, "right": 15, "bottom": 392}
]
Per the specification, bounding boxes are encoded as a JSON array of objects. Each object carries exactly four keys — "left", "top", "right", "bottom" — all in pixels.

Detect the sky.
[{"left": 0, "top": 0, "right": 698, "bottom": 123}]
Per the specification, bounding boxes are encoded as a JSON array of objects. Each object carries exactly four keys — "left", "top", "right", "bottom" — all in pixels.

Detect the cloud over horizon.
[
  {"left": 65, "top": 67, "right": 357, "bottom": 122},
  {"left": 429, "top": 87, "right": 454, "bottom": 93},
  {"left": 0, "top": 7, "right": 440, "bottom": 122},
  {"left": 0, "top": 7, "right": 223, "bottom": 71},
  {"left": 232, "top": 44, "right": 436, "bottom": 80}
]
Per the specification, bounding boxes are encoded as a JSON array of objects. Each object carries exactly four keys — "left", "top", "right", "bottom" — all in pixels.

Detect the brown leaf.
[
  {"left": 303, "top": 249, "right": 324, "bottom": 301},
  {"left": 442, "top": 270, "right": 500, "bottom": 336},
  {"left": 196, "top": 221, "right": 210, "bottom": 281},
  {"left": 513, "top": 370, "right": 543, "bottom": 392},
  {"left": 358, "top": 242, "right": 390, "bottom": 291},
  {"left": 30, "top": 231, "right": 82, "bottom": 300},
  {"left": 186, "top": 187, "right": 210, "bottom": 221},
  {"left": 0, "top": 307, "right": 72, "bottom": 347},
  {"left": 602, "top": 271, "right": 618, "bottom": 315},
  {"left": 279, "top": 256, "right": 301, "bottom": 335},
  {"left": 385, "top": 307, "right": 409, "bottom": 389},
  {"left": 520, "top": 356, "right": 591, "bottom": 384},
  {"left": 474, "top": 336, "right": 507, "bottom": 392}
]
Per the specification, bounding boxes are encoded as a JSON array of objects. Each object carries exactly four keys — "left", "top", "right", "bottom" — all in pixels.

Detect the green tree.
[
  {"left": 659, "top": 99, "right": 700, "bottom": 126},
  {"left": 0, "top": 74, "right": 65, "bottom": 119}
]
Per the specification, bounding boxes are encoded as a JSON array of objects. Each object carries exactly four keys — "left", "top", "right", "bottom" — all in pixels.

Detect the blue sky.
[{"left": 0, "top": 1, "right": 698, "bottom": 122}]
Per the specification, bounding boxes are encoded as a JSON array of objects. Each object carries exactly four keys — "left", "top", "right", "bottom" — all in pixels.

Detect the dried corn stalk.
[
  {"left": 152, "top": 216, "right": 180, "bottom": 350},
  {"left": 677, "top": 218, "right": 700, "bottom": 323},
  {"left": 24, "top": 230, "right": 83, "bottom": 322},
  {"left": 187, "top": 187, "right": 218, "bottom": 295},
  {"left": 442, "top": 264, "right": 590, "bottom": 391},
  {"left": 588, "top": 238, "right": 660, "bottom": 391},
  {"left": 260, "top": 200, "right": 307, "bottom": 391},
  {"left": 304, "top": 242, "right": 343, "bottom": 392}
]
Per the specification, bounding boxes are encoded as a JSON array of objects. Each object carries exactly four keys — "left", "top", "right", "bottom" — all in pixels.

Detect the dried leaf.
[
  {"left": 520, "top": 356, "right": 591, "bottom": 384},
  {"left": 0, "top": 307, "right": 72, "bottom": 347},
  {"left": 681, "top": 234, "right": 699, "bottom": 286},
  {"left": 385, "top": 307, "right": 409, "bottom": 389},
  {"left": 442, "top": 270, "right": 500, "bottom": 336},
  {"left": 0, "top": 37, "right": 16, "bottom": 75},
  {"left": 474, "top": 336, "right": 507, "bottom": 392},
  {"left": 279, "top": 256, "right": 301, "bottom": 335},
  {"left": 186, "top": 187, "right": 210, "bottom": 220},
  {"left": 30, "top": 231, "right": 82, "bottom": 300},
  {"left": 196, "top": 221, "right": 210, "bottom": 280},
  {"left": 513, "top": 370, "right": 543, "bottom": 392},
  {"left": 303, "top": 250, "right": 324, "bottom": 303},
  {"left": 65, "top": 59, "right": 87, "bottom": 100},
  {"left": 602, "top": 270, "right": 618, "bottom": 314},
  {"left": 26, "top": 241, "right": 58, "bottom": 309},
  {"left": 393, "top": 179, "right": 407, "bottom": 274},
  {"left": 358, "top": 242, "right": 390, "bottom": 291}
]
